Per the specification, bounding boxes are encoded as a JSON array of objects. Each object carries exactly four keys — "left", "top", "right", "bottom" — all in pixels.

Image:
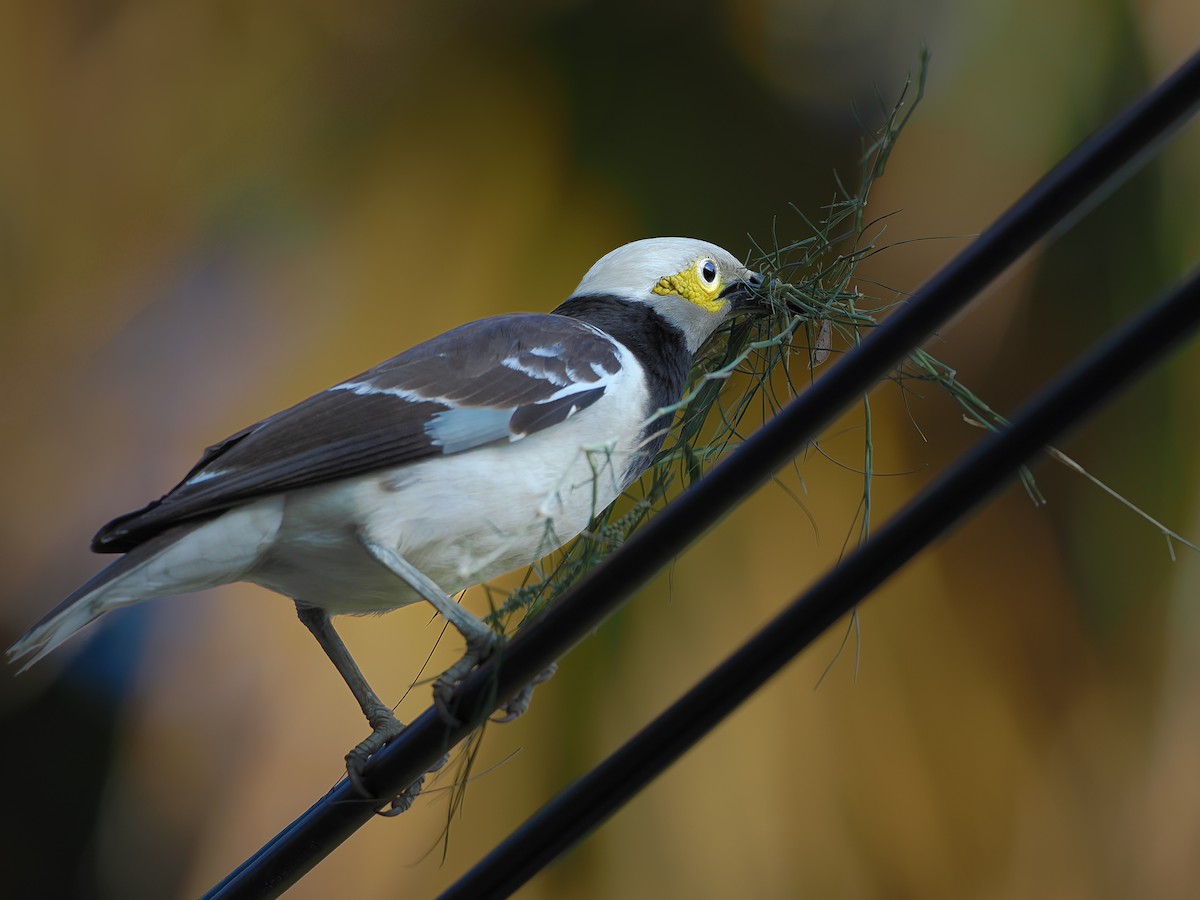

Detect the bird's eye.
[{"left": 698, "top": 259, "right": 718, "bottom": 286}]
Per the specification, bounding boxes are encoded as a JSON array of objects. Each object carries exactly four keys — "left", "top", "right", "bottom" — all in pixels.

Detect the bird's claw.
[
  {"left": 345, "top": 711, "right": 405, "bottom": 791},
  {"left": 345, "top": 708, "right": 443, "bottom": 813},
  {"left": 433, "top": 629, "right": 506, "bottom": 725},
  {"left": 375, "top": 752, "right": 450, "bottom": 816},
  {"left": 490, "top": 662, "right": 558, "bottom": 723},
  {"left": 375, "top": 771, "right": 426, "bottom": 816},
  {"left": 432, "top": 630, "right": 557, "bottom": 726}
]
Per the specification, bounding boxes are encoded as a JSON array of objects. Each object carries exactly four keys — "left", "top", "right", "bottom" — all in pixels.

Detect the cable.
[{"left": 204, "top": 48, "right": 1200, "bottom": 900}]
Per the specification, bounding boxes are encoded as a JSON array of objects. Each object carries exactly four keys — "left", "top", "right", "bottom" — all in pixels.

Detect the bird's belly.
[{"left": 248, "top": 421, "right": 638, "bottom": 614}]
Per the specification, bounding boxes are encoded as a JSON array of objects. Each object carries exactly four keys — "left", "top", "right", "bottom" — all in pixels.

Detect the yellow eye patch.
[{"left": 652, "top": 260, "right": 726, "bottom": 314}]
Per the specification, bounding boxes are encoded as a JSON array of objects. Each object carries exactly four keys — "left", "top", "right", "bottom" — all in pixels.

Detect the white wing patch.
[
  {"left": 328, "top": 378, "right": 469, "bottom": 410},
  {"left": 501, "top": 353, "right": 571, "bottom": 387},
  {"left": 184, "top": 468, "right": 227, "bottom": 486},
  {"left": 328, "top": 380, "right": 430, "bottom": 403}
]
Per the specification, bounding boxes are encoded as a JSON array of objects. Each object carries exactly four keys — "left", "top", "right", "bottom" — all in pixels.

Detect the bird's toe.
[
  {"left": 491, "top": 661, "right": 558, "bottom": 723},
  {"left": 344, "top": 711, "right": 407, "bottom": 798}
]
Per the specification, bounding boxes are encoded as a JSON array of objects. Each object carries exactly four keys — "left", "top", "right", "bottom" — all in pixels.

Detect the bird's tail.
[
  {"left": 7, "top": 521, "right": 222, "bottom": 672},
  {"left": 8, "top": 573, "right": 120, "bottom": 672}
]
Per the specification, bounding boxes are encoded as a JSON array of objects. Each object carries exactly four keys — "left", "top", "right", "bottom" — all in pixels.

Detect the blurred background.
[{"left": 1, "top": 1, "right": 1198, "bottom": 897}]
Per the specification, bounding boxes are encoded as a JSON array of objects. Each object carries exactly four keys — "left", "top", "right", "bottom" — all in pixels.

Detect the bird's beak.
[{"left": 721, "top": 272, "right": 768, "bottom": 313}]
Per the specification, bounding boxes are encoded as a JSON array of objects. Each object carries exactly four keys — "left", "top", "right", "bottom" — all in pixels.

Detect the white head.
[{"left": 569, "top": 237, "right": 764, "bottom": 352}]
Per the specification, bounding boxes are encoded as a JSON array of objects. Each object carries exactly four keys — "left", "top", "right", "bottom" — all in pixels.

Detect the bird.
[{"left": 8, "top": 236, "right": 765, "bottom": 803}]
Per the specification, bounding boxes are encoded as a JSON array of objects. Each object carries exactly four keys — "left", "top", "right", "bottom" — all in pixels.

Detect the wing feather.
[{"left": 93, "top": 314, "right": 624, "bottom": 552}]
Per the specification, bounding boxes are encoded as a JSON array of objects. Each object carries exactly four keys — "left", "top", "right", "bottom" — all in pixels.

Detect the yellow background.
[{"left": 1, "top": 2, "right": 1198, "bottom": 898}]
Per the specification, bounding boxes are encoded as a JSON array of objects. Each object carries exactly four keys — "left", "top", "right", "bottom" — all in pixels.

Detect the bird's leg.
[
  {"left": 355, "top": 535, "right": 540, "bottom": 724},
  {"left": 295, "top": 603, "right": 442, "bottom": 810}
]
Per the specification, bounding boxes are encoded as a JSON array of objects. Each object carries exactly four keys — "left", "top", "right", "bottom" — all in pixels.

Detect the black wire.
[
  {"left": 440, "top": 264, "right": 1200, "bottom": 899},
  {"left": 204, "top": 49, "right": 1200, "bottom": 900}
]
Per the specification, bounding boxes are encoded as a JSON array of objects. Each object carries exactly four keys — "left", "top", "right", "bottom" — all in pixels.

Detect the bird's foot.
[
  {"left": 345, "top": 707, "right": 405, "bottom": 794},
  {"left": 433, "top": 629, "right": 506, "bottom": 725},
  {"left": 434, "top": 633, "right": 558, "bottom": 725},
  {"left": 376, "top": 751, "right": 451, "bottom": 817},
  {"left": 345, "top": 705, "right": 439, "bottom": 813},
  {"left": 491, "top": 661, "right": 558, "bottom": 723}
]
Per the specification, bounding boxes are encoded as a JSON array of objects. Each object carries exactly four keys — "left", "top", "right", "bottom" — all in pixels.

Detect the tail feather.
[
  {"left": 8, "top": 522, "right": 213, "bottom": 671},
  {"left": 8, "top": 569, "right": 123, "bottom": 672}
]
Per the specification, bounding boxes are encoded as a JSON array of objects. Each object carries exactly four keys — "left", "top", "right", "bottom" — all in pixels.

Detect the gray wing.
[{"left": 93, "top": 313, "right": 624, "bottom": 552}]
